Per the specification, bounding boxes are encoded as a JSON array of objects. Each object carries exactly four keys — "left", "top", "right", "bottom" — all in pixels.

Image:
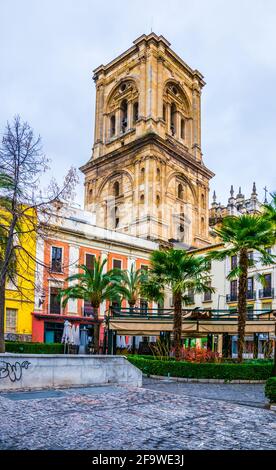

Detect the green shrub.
[
  {"left": 5, "top": 341, "right": 64, "bottom": 354},
  {"left": 128, "top": 356, "right": 273, "bottom": 381},
  {"left": 265, "top": 377, "right": 276, "bottom": 402}
]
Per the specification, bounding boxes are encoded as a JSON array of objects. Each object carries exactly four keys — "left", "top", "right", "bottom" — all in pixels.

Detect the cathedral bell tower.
[{"left": 80, "top": 33, "right": 214, "bottom": 248}]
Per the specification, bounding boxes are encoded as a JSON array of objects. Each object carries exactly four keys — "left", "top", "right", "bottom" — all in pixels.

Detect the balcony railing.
[
  {"left": 226, "top": 293, "right": 238, "bottom": 302},
  {"left": 246, "top": 290, "right": 256, "bottom": 300},
  {"left": 259, "top": 288, "right": 274, "bottom": 299},
  {"left": 82, "top": 306, "right": 96, "bottom": 317},
  {"left": 49, "top": 305, "right": 61, "bottom": 314},
  {"left": 226, "top": 291, "right": 256, "bottom": 302}
]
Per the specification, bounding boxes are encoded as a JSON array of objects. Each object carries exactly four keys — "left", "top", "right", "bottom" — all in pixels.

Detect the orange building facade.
[{"left": 32, "top": 205, "right": 157, "bottom": 347}]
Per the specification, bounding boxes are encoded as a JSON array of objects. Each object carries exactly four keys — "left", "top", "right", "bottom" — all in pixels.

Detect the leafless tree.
[{"left": 0, "top": 115, "right": 79, "bottom": 352}]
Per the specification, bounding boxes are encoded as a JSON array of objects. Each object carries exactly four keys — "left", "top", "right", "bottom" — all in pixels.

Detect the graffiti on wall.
[{"left": 0, "top": 361, "right": 31, "bottom": 382}]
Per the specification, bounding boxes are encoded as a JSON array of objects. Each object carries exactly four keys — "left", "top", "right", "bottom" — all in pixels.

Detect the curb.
[{"left": 144, "top": 374, "right": 266, "bottom": 384}]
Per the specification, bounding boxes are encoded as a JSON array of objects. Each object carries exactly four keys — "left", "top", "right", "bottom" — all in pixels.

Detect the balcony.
[
  {"left": 226, "top": 293, "right": 238, "bottom": 302},
  {"left": 246, "top": 290, "right": 256, "bottom": 300},
  {"left": 82, "top": 306, "right": 96, "bottom": 317},
  {"left": 226, "top": 291, "right": 256, "bottom": 302},
  {"left": 49, "top": 305, "right": 61, "bottom": 314},
  {"left": 259, "top": 288, "right": 274, "bottom": 299}
]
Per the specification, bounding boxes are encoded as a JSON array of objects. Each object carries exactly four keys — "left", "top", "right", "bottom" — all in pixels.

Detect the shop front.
[{"left": 32, "top": 312, "right": 102, "bottom": 350}]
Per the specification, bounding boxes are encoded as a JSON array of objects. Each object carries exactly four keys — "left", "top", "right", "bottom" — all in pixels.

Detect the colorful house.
[
  {"left": 3, "top": 207, "right": 36, "bottom": 342},
  {"left": 32, "top": 204, "right": 158, "bottom": 346}
]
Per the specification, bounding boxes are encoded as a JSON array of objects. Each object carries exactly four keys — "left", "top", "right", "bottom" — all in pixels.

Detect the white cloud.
[{"left": 1, "top": 0, "right": 275, "bottom": 207}]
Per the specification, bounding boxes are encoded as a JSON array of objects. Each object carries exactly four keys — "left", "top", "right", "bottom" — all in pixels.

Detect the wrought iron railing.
[
  {"left": 259, "top": 288, "right": 274, "bottom": 299},
  {"left": 108, "top": 307, "right": 275, "bottom": 322}
]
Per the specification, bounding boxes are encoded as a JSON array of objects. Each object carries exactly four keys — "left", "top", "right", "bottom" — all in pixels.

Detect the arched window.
[
  {"left": 112, "top": 206, "right": 119, "bottom": 228},
  {"left": 133, "top": 102, "right": 139, "bottom": 124},
  {"left": 113, "top": 181, "right": 120, "bottom": 197},
  {"left": 178, "top": 183, "right": 184, "bottom": 200},
  {"left": 170, "top": 103, "right": 177, "bottom": 136},
  {"left": 201, "top": 217, "right": 205, "bottom": 234},
  {"left": 140, "top": 194, "right": 144, "bottom": 204},
  {"left": 201, "top": 193, "right": 206, "bottom": 209},
  {"left": 156, "top": 195, "right": 160, "bottom": 207},
  {"left": 121, "top": 99, "right": 128, "bottom": 133},
  {"left": 181, "top": 119, "right": 185, "bottom": 139},
  {"left": 110, "top": 115, "right": 116, "bottom": 137},
  {"left": 140, "top": 167, "right": 145, "bottom": 183}
]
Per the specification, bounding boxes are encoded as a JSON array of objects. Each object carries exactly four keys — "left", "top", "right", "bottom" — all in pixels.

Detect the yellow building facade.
[{"left": 3, "top": 208, "right": 36, "bottom": 341}]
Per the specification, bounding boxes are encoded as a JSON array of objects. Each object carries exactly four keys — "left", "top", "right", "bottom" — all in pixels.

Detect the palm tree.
[
  {"left": 141, "top": 249, "right": 214, "bottom": 361},
  {"left": 110, "top": 264, "right": 147, "bottom": 309},
  {"left": 263, "top": 192, "right": 276, "bottom": 227},
  {"left": 208, "top": 214, "right": 275, "bottom": 363},
  {"left": 60, "top": 258, "right": 119, "bottom": 353}
]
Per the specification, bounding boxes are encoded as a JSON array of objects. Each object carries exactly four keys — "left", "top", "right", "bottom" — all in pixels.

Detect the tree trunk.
[
  {"left": 237, "top": 248, "right": 248, "bottom": 363},
  {"left": 92, "top": 306, "right": 100, "bottom": 354},
  {"left": 173, "top": 291, "right": 182, "bottom": 361},
  {"left": 0, "top": 279, "right": 5, "bottom": 353}
]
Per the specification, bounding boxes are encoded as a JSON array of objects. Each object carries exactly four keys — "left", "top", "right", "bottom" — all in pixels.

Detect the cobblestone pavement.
[
  {"left": 143, "top": 378, "right": 268, "bottom": 408},
  {"left": 0, "top": 384, "right": 275, "bottom": 450}
]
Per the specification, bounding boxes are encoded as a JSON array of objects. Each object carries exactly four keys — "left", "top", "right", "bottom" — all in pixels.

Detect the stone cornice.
[
  {"left": 92, "top": 32, "right": 205, "bottom": 87},
  {"left": 80, "top": 133, "right": 215, "bottom": 180}
]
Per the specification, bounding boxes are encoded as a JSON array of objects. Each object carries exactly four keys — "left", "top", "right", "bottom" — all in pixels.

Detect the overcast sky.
[{"left": 1, "top": 0, "right": 276, "bottom": 207}]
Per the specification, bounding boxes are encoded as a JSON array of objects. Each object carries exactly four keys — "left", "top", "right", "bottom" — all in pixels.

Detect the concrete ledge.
[
  {"left": 145, "top": 374, "right": 266, "bottom": 384},
  {"left": 0, "top": 354, "right": 142, "bottom": 391}
]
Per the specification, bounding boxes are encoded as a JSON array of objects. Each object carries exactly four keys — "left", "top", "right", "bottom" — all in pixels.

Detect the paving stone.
[{"left": 0, "top": 381, "right": 275, "bottom": 450}]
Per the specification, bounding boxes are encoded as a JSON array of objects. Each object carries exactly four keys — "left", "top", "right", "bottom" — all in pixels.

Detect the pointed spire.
[
  {"left": 230, "top": 185, "right": 234, "bottom": 197},
  {"left": 237, "top": 186, "right": 244, "bottom": 198},
  {"left": 264, "top": 186, "right": 268, "bottom": 204},
  {"left": 213, "top": 190, "right": 216, "bottom": 203}
]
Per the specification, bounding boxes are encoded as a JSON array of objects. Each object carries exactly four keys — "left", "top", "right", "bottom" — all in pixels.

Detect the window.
[
  {"left": 156, "top": 195, "right": 160, "bottom": 207},
  {"left": 204, "top": 282, "right": 212, "bottom": 302},
  {"left": 133, "top": 102, "right": 139, "bottom": 124},
  {"left": 51, "top": 247, "right": 62, "bottom": 273},
  {"left": 113, "top": 259, "right": 122, "bottom": 270},
  {"left": 140, "top": 194, "right": 144, "bottom": 204},
  {"left": 85, "top": 254, "right": 95, "bottom": 273},
  {"left": 230, "top": 280, "right": 238, "bottom": 301},
  {"left": 140, "top": 167, "right": 145, "bottom": 182},
  {"left": 113, "top": 181, "right": 120, "bottom": 197},
  {"left": 231, "top": 255, "right": 237, "bottom": 270},
  {"left": 178, "top": 183, "right": 184, "bottom": 200},
  {"left": 6, "top": 308, "right": 17, "bottom": 333},
  {"left": 261, "top": 273, "right": 272, "bottom": 298},
  {"left": 49, "top": 287, "right": 61, "bottom": 314},
  {"left": 201, "top": 193, "right": 206, "bottom": 209},
  {"left": 248, "top": 251, "right": 254, "bottom": 265},
  {"left": 247, "top": 277, "right": 254, "bottom": 299},
  {"left": 181, "top": 119, "right": 185, "bottom": 139},
  {"left": 110, "top": 115, "right": 116, "bottom": 137},
  {"left": 187, "top": 288, "right": 194, "bottom": 304}
]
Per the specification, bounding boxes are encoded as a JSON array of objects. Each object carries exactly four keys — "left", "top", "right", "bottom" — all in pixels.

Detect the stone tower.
[{"left": 80, "top": 33, "right": 214, "bottom": 248}]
